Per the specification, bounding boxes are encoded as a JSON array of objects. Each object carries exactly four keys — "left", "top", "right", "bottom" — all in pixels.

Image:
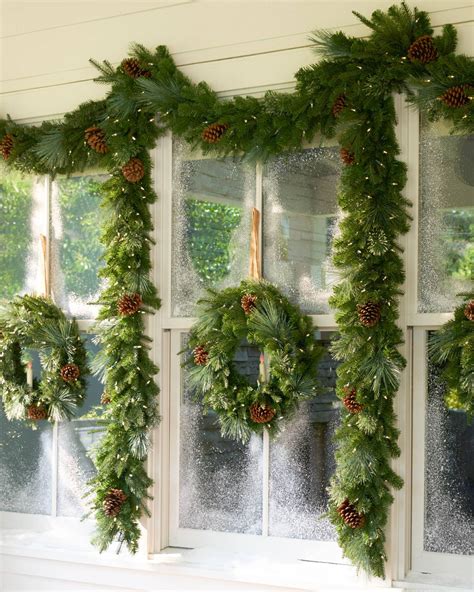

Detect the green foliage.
[
  {"left": 186, "top": 279, "right": 324, "bottom": 442},
  {"left": 0, "top": 295, "right": 88, "bottom": 423}
]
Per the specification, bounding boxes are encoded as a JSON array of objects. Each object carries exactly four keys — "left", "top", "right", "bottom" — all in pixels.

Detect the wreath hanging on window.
[
  {"left": 0, "top": 295, "right": 88, "bottom": 424},
  {"left": 186, "top": 210, "right": 324, "bottom": 442}
]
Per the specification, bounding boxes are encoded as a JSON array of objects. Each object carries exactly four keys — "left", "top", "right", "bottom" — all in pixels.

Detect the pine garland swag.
[{"left": 0, "top": 0, "right": 472, "bottom": 575}]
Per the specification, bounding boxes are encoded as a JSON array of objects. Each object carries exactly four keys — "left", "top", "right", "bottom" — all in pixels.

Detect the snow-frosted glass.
[
  {"left": 52, "top": 174, "right": 108, "bottom": 319},
  {"left": 269, "top": 334, "right": 340, "bottom": 540},
  {"left": 263, "top": 147, "right": 341, "bottom": 314},
  {"left": 179, "top": 334, "right": 263, "bottom": 534},
  {"left": 172, "top": 140, "right": 255, "bottom": 317},
  {"left": 424, "top": 352, "right": 474, "bottom": 555},
  {"left": 418, "top": 121, "right": 474, "bottom": 312}
]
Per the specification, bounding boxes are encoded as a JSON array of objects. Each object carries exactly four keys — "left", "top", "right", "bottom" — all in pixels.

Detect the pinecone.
[
  {"left": 337, "top": 499, "right": 365, "bottom": 528},
  {"left": 121, "top": 58, "right": 151, "bottom": 79},
  {"left": 84, "top": 126, "right": 108, "bottom": 154},
  {"left": 103, "top": 488, "right": 127, "bottom": 517},
  {"left": 101, "top": 391, "right": 111, "bottom": 405},
  {"left": 193, "top": 345, "right": 209, "bottom": 366},
  {"left": 201, "top": 123, "right": 229, "bottom": 144},
  {"left": 249, "top": 402, "right": 276, "bottom": 424},
  {"left": 117, "top": 293, "right": 142, "bottom": 316},
  {"left": 342, "top": 387, "right": 363, "bottom": 414},
  {"left": 122, "top": 157, "right": 145, "bottom": 183},
  {"left": 241, "top": 293, "right": 258, "bottom": 315},
  {"left": 332, "top": 94, "right": 346, "bottom": 117},
  {"left": 464, "top": 300, "right": 474, "bottom": 321},
  {"left": 440, "top": 85, "right": 471, "bottom": 108},
  {"left": 407, "top": 35, "right": 438, "bottom": 64},
  {"left": 0, "top": 133, "right": 14, "bottom": 160},
  {"left": 26, "top": 403, "right": 48, "bottom": 421},
  {"left": 60, "top": 363, "right": 80, "bottom": 382},
  {"left": 357, "top": 301, "right": 381, "bottom": 327},
  {"left": 340, "top": 147, "right": 355, "bottom": 165}
]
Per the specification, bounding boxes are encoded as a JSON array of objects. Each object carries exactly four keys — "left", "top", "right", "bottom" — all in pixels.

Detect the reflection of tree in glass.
[
  {"left": 185, "top": 198, "right": 241, "bottom": 284},
  {"left": 443, "top": 210, "right": 474, "bottom": 281},
  {"left": 57, "top": 177, "right": 104, "bottom": 299},
  {"left": 0, "top": 169, "right": 32, "bottom": 299}
]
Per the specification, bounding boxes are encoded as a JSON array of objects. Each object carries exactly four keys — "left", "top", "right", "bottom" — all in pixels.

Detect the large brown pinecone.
[
  {"left": 440, "top": 85, "right": 471, "bottom": 108},
  {"left": 342, "top": 387, "right": 363, "bottom": 414},
  {"left": 193, "top": 345, "right": 209, "bottom": 366},
  {"left": 26, "top": 403, "right": 48, "bottom": 421},
  {"left": 340, "top": 147, "right": 355, "bottom": 165},
  {"left": 122, "top": 157, "right": 145, "bottom": 183},
  {"left": 407, "top": 35, "right": 438, "bottom": 64},
  {"left": 117, "top": 293, "right": 142, "bottom": 316},
  {"left": 332, "top": 94, "right": 347, "bottom": 117},
  {"left": 0, "top": 133, "right": 14, "bottom": 160},
  {"left": 464, "top": 300, "right": 474, "bottom": 321},
  {"left": 337, "top": 499, "right": 365, "bottom": 528},
  {"left": 84, "top": 126, "right": 108, "bottom": 154},
  {"left": 101, "top": 391, "right": 111, "bottom": 405},
  {"left": 103, "top": 488, "right": 127, "bottom": 517},
  {"left": 60, "top": 363, "right": 80, "bottom": 382},
  {"left": 249, "top": 402, "right": 276, "bottom": 424},
  {"left": 121, "top": 58, "right": 151, "bottom": 79},
  {"left": 241, "top": 293, "right": 258, "bottom": 315},
  {"left": 357, "top": 301, "right": 381, "bottom": 327},
  {"left": 201, "top": 123, "right": 229, "bottom": 144}
]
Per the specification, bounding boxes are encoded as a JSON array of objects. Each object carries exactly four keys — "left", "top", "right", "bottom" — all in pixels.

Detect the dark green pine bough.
[{"left": 0, "top": 2, "right": 472, "bottom": 576}]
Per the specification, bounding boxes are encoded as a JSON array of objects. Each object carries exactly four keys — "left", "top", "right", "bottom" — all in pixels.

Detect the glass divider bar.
[
  {"left": 51, "top": 421, "right": 59, "bottom": 517},
  {"left": 262, "top": 429, "right": 270, "bottom": 536}
]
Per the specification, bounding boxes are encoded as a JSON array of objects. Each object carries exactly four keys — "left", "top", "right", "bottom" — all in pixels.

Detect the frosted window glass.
[
  {"left": 263, "top": 147, "right": 341, "bottom": 314},
  {"left": 52, "top": 174, "right": 108, "bottom": 319},
  {"left": 269, "top": 334, "right": 340, "bottom": 540},
  {"left": 179, "top": 334, "right": 263, "bottom": 534},
  {"left": 171, "top": 140, "right": 255, "bottom": 317},
  {"left": 424, "top": 350, "right": 474, "bottom": 555},
  {"left": 418, "top": 120, "right": 474, "bottom": 312}
]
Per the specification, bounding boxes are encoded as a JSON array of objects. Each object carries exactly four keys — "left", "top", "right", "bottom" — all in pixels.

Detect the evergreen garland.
[
  {"left": 0, "top": 295, "right": 88, "bottom": 423},
  {"left": 0, "top": 1, "right": 472, "bottom": 574},
  {"left": 186, "top": 280, "right": 323, "bottom": 443}
]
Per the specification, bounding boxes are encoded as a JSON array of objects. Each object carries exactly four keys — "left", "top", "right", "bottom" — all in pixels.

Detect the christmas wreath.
[
  {"left": 186, "top": 279, "right": 324, "bottom": 443},
  {"left": 429, "top": 294, "right": 474, "bottom": 421},
  {"left": 0, "top": 295, "right": 88, "bottom": 423}
]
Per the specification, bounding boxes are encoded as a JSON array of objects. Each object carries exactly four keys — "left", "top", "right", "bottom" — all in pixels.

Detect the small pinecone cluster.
[
  {"left": 0, "top": 133, "right": 14, "bottom": 160},
  {"left": 101, "top": 391, "right": 111, "bottom": 405},
  {"left": 407, "top": 35, "right": 438, "bottom": 64},
  {"left": 201, "top": 123, "right": 229, "bottom": 144},
  {"left": 117, "top": 293, "right": 142, "bottom": 316},
  {"left": 332, "top": 94, "right": 346, "bottom": 117},
  {"left": 337, "top": 499, "right": 365, "bottom": 529},
  {"left": 464, "top": 300, "right": 474, "bottom": 321},
  {"left": 26, "top": 403, "right": 48, "bottom": 421},
  {"left": 249, "top": 402, "right": 275, "bottom": 424},
  {"left": 340, "top": 147, "right": 355, "bottom": 165},
  {"left": 60, "top": 363, "right": 80, "bottom": 382},
  {"left": 122, "top": 157, "right": 145, "bottom": 183},
  {"left": 121, "top": 58, "right": 151, "bottom": 79},
  {"left": 103, "top": 488, "right": 127, "bottom": 517},
  {"left": 193, "top": 345, "right": 209, "bottom": 366},
  {"left": 357, "top": 301, "right": 381, "bottom": 327},
  {"left": 84, "top": 126, "right": 108, "bottom": 154},
  {"left": 342, "top": 387, "right": 363, "bottom": 414},
  {"left": 440, "top": 85, "right": 471, "bottom": 108},
  {"left": 241, "top": 293, "right": 258, "bottom": 315}
]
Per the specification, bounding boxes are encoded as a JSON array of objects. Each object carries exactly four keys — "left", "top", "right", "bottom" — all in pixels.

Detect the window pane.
[
  {"left": 263, "top": 147, "right": 341, "bottom": 314},
  {"left": 418, "top": 120, "right": 474, "bottom": 312},
  {"left": 52, "top": 174, "right": 107, "bottom": 318},
  {"left": 424, "top": 346, "right": 474, "bottom": 555},
  {"left": 57, "top": 336, "right": 104, "bottom": 517},
  {"left": 0, "top": 352, "right": 53, "bottom": 515},
  {"left": 0, "top": 168, "right": 47, "bottom": 299},
  {"left": 172, "top": 139, "right": 255, "bottom": 317},
  {"left": 179, "top": 334, "right": 263, "bottom": 534},
  {"left": 269, "top": 333, "right": 340, "bottom": 540}
]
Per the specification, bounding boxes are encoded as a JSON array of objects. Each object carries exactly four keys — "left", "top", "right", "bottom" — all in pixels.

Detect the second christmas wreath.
[{"left": 186, "top": 279, "right": 324, "bottom": 443}]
